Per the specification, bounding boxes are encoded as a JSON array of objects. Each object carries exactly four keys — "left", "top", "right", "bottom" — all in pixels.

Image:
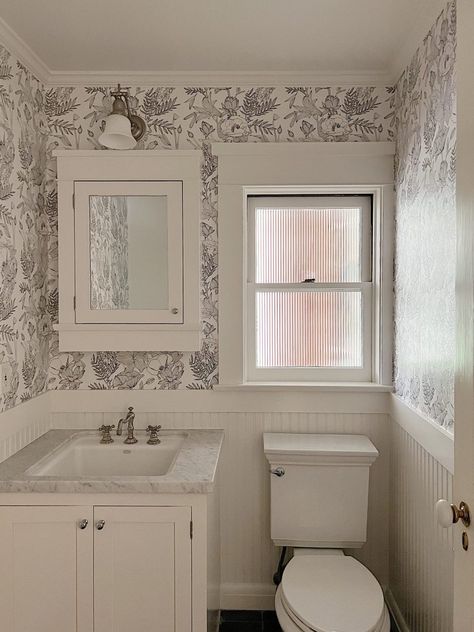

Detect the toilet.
[{"left": 264, "top": 433, "right": 390, "bottom": 632}]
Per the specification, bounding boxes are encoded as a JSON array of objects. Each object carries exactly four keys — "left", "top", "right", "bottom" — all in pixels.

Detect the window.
[
  {"left": 246, "top": 196, "right": 373, "bottom": 382},
  {"left": 214, "top": 141, "right": 394, "bottom": 389}
]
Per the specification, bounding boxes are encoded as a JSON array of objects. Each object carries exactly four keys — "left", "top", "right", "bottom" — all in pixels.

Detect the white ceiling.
[{"left": 0, "top": 0, "right": 447, "bottom": 79}]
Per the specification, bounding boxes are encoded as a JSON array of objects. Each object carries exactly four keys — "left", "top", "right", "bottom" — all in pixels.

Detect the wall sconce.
[{"left": 98, "top": 84, "right": 146, "bottom": 149}]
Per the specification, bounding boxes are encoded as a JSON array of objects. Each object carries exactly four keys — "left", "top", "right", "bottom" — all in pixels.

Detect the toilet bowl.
[{"left": 275, "top": 551, "right": 390, "bottom": 632}]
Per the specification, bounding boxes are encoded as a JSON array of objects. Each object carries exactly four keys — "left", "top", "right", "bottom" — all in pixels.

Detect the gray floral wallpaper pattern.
[
  {"left": 0, "top": 45, "right": 50, "bottom": 412},
  {"left": 43, "top": 84, "right": 394, "bottom": 392},
  {"left": 392, "top": 1, "right": 456, "bottom": 430},
  {"left": 90, "top": 195, "right": 130, "bottom": 310},
  {"left": 0, "top": 3, "right": 456, "bottom": 428}
]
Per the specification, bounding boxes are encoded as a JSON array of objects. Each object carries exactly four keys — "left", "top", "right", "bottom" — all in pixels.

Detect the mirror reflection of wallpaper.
[
  {"left": 392, "top": 1, "right": 456, "bottom": 430},
  {"left": 89, "top": 196, "right": 129, "bottom": 310}
]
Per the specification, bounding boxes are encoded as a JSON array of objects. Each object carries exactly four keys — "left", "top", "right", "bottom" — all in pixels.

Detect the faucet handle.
[
  {"left": 98, "top": 424, "right": 115, "bottom": 444},
  {"left": 146, "top": 425, "right": 162, "bottom": 445}
]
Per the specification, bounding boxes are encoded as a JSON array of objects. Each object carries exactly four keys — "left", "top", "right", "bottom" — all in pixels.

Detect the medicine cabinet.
[{"left": 54, "top": 150, "right": 201, "bottom": 351}]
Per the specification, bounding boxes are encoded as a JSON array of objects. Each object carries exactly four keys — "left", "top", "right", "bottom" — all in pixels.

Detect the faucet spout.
[{"left": 117, "top": 407, "right": 137, "bottom": 444}]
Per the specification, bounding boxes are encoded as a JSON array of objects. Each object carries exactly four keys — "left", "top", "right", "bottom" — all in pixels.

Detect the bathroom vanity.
[{"left": 0, "top": 428, "right": 223, "bottom": 632}]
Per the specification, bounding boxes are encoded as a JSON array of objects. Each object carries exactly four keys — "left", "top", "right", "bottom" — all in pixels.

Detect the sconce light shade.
[
  {"left": 98, "top": 85, "right": 146, "bottom": 150},
  {"left": 98, "top": 113, "right": 137, "bottom": 150}
]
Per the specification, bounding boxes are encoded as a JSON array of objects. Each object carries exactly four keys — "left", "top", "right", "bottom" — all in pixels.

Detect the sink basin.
[{"left": 26, "top": 431, "right": 187, "bottom": 478}]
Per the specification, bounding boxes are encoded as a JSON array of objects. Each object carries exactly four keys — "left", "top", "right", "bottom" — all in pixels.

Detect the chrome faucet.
[{"left": 117, "top": 406, "right": 138, "bottom": 444}]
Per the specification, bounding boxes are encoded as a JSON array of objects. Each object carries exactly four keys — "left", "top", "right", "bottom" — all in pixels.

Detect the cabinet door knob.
[
  {"left": 171, "top": 307, "right": 179, "bottom": 314},
  {"left": 78, "top": 518, "right": 88, "bottom": 530},
  {"left": 96, "top": 520, "right": 106, "bottom": 530},
  {"left": 270, "top": 466, "right": 285, "bottom": 477}
]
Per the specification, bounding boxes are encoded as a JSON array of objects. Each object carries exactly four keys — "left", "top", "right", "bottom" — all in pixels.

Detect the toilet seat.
[{"left": 280, "top": 554, "right": 387, "bottom": 632}]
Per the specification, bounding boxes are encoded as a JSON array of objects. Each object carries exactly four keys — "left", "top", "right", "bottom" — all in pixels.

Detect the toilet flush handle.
[{"left": 270, "top": 466, "right": 285, "bottom": 477}]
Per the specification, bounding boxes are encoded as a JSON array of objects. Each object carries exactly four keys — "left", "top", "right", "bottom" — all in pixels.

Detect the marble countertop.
[{"left": 0, "top": 429, "right": 224, "bottom": 494}]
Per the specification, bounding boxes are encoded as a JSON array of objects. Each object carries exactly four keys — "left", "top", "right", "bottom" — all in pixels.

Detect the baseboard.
[
  {"left": 221, "top": 583, "right": 410, "bottom": 625},
  {"left": 208, "top": 609, "right": 220, "bottom": 632},
  {"left": 385, "top": 588, "right": 410, "bottom": 632},
  {"left": 220, "top": 583, "right": 276, "bottom": 610}
]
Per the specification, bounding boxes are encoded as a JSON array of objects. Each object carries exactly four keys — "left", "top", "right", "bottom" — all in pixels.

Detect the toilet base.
[{"left": 275, "top": 584, "right": 391, "bottom": 632}]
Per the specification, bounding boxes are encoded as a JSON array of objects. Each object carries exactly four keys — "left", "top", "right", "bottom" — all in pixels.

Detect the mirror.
[{"left": 89, "top": 195, "right": 169, "bottom": 310}]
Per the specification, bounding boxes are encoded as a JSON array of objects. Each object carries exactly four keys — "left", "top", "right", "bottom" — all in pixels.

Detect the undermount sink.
[{"left": 26, "top": 431, "right": 187, "bottom": 478}]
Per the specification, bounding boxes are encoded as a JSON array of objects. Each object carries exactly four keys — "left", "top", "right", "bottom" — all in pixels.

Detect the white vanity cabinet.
[{"left": 0, "top": 499, "right": 203, "bottom": 632}]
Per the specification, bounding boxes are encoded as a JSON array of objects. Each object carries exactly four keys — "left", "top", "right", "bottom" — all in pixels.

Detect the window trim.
[
  {"left": 213, "top": 141, "right": 395, "bottom": 387},
  {"left": 246, "top": 195, "right": 373, "bottom": 382}
]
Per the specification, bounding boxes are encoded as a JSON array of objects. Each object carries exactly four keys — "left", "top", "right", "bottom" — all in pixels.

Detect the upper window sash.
[{"left": 247, "top": 196, "right": 372, "bottom": 286}]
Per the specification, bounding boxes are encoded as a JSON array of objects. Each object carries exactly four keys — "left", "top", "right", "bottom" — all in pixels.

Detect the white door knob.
[
  {"left": 436, "top": 500, "right": 455, "bottom": 527},
  {"left": 436, "top": 499, "right": 471, "bottom": 528}
]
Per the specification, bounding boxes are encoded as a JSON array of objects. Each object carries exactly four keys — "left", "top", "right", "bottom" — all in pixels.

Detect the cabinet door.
[
  {"left": 94, "top": 506, "right": 192, "bottom": 632},
  {"left": 0, "top": 506, "right": 93, "bottom": 632}
]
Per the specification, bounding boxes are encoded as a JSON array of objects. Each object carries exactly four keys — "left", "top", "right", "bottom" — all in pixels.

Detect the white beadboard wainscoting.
[
  {"left": 388, "top": 395, "right": 454, "bottom": 632},
  {"left": 0, "top": 392, "right": 51, "bottom": 464},
  {"left": 0, "top": 388, "right": 456, "bottom": 621},
  {"left": 49, "top": 397, "right": 390, "bottom": 609}
]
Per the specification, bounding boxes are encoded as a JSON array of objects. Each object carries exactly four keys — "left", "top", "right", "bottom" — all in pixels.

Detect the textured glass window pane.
[
  {"left": 255, "top": 207, "right": 361, "bottom": 283},
  {"left": 256, "top": 291, "right": 362, "bottom": 368}
]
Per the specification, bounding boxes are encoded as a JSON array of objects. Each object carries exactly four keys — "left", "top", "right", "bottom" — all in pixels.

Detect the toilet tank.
[{"left": 264, "top": 433, "right": 379, "bottom": 548}]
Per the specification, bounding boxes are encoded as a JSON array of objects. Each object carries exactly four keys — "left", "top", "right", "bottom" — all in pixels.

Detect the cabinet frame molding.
[{"left": 53, "top": 150, "right": 201, "bottom": 351}]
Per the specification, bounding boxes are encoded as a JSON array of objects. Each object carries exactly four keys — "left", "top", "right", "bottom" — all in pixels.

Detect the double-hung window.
[{"left": 246, "top": 196, "right": 373, "bottom": 382}]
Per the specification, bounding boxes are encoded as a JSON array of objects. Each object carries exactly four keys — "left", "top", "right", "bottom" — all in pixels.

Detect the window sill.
[{"left": 214, "top": 382, "right": 393, "bottom": 393}]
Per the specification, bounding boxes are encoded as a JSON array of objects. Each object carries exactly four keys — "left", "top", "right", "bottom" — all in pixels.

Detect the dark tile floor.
[
  {"left": 220, "top": 610, "right": 282, "bottom": 632},
  {"left": 219, "top": 609, "right": 398, "bottom": 632}
]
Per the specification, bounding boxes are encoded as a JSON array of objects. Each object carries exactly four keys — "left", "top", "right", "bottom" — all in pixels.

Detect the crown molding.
[
  {"left": 0, "top": 15, "right": 393, "bottom": 87},
  {"left": 388, "top": 0, "right": 448, "bottom": 84},
  {"left": 46, "top": 69, "right": 393, "bottom": 87},
  {"left": 0, "top": 16, "right": 49, "bottom": 84}
]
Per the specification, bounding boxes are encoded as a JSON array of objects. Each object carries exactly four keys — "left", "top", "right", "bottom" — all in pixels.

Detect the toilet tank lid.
[{"left": 263, "top": 433, "right": 379, "bottom": 458}]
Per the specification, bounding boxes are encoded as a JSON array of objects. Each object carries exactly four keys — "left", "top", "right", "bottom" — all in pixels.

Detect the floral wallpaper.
[
  {"left": 90, "top": 195, "right": 129, "bottom": 310},
  {"left": 43, "top": 84, "right": 393, "bottom": 391},
  {"left": 0, "top": 4, "right": 457, "bottom": 413},
  {"left": 0, "top": 8, "right": 457, "bottom": 412},
  {"left": 0, "top": 45, "right": 50, "bottom": 412},
  {"left": 392, "top": 0, "right": 456, "bottom": 430}
]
